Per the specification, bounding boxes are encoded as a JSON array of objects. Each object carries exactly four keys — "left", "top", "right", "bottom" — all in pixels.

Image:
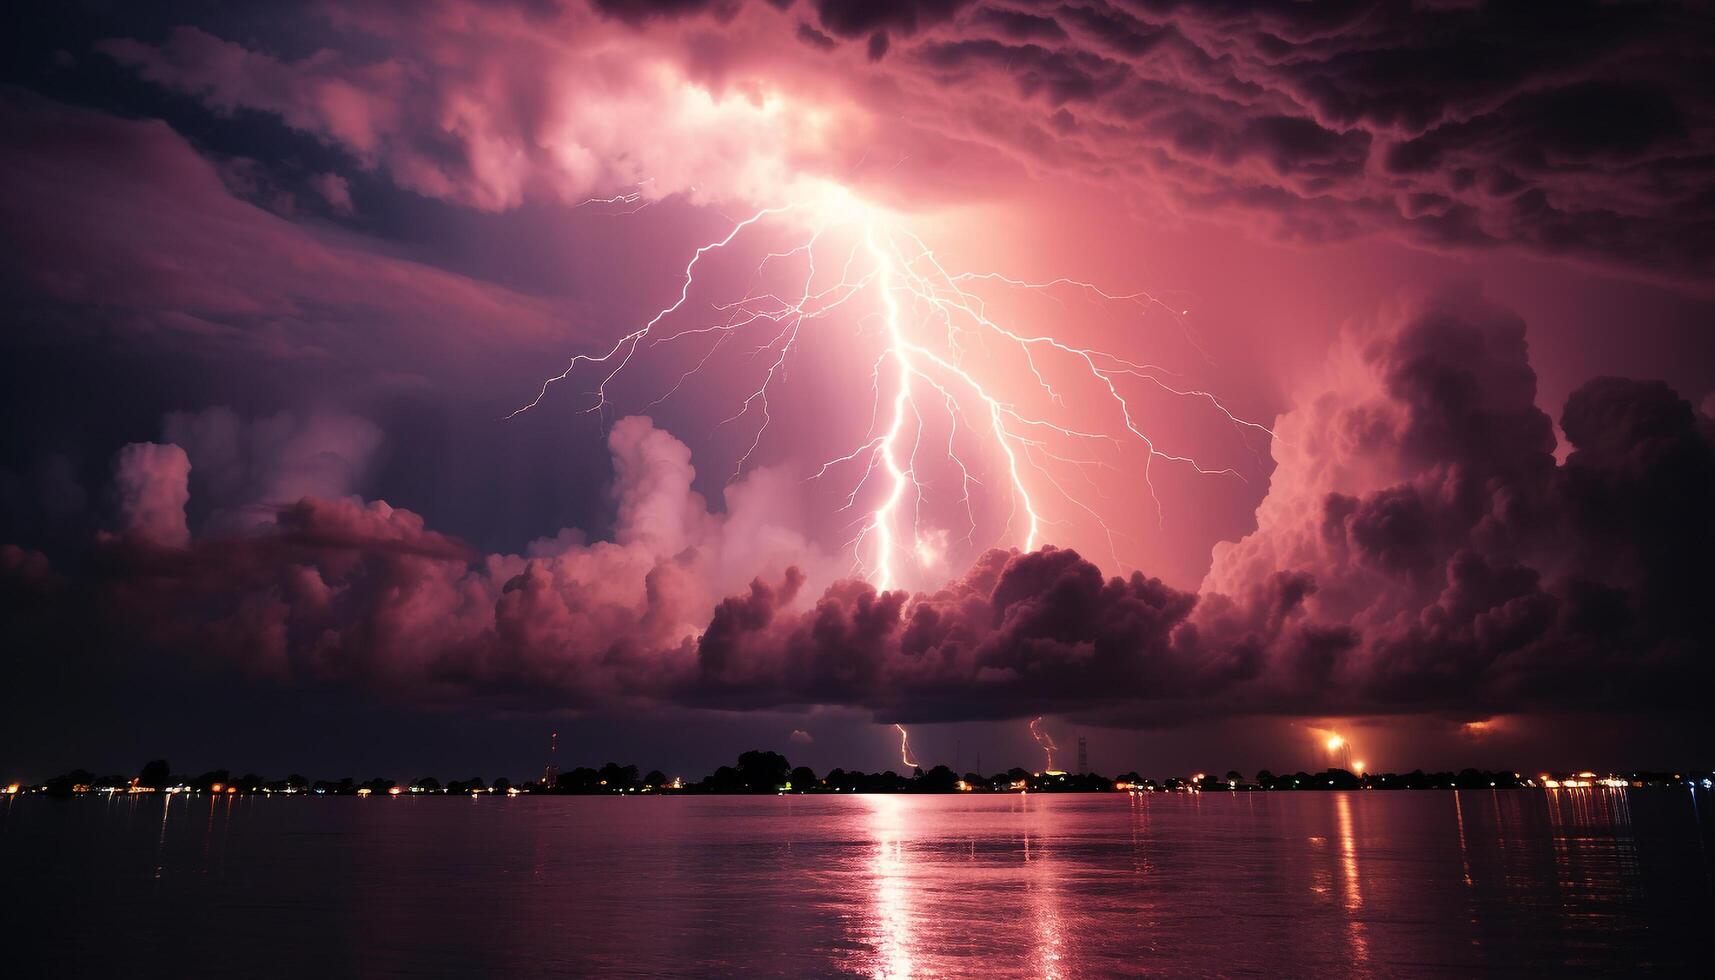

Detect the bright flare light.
[
  {"left": 515, "top": 181, "right": 1270, "bottom": 591},
  {"left": 1326, "top": 735, "right": 1345, "bottom": 751}
]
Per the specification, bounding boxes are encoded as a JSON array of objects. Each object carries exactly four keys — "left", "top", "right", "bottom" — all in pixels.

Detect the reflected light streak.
[
  {"left": 860, "top": 794, "right": 917, "bottom": 978},
  {"left": 1022, "top": 799, "right": 1067, "bottom": 979},
  {"left": 1334, "top": 793, "right": 1369, "bottom": 966}
]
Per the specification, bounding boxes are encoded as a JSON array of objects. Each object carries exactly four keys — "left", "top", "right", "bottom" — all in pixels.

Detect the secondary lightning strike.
[
  {"left": 895, "top": 724, "right": 919, "bottom": 770},
  {"left": 1029, "top": 716, "right": 1058, "bottom": 772},
  {"left": 574, "top": 179, "right": 656, "bottom": 214},
  {"left": 512, "top": 183, "right": 1272, "bottom": 591}
]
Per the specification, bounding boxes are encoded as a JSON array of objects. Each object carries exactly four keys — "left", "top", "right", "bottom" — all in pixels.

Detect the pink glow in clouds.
[
  {"left": 0, "top": 0, "right": 1711, "bottom": 756},
  {"left": 112, "top": 443, "right": 191, "bottom": 548},
  {"left": 98, "top": 1, "right": 1715, "bottom": 277},
  {"left": 12, "top": 288, "right": 1706, "bottom": 727}
]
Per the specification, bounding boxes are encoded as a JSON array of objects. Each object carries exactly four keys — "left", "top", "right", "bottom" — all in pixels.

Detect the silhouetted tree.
[
  {"left": 1322, "top": 769, "right": 1361, "bottom": 789},
  {"left": 556, "top": 767, "right": 601, "bottom": 793},
  {"left": 735, "top": 750, "right": 791, "bottom": 793},
  {"left": 916, "top": 765, "right": 958, "bottom": 792},
  {"left": 44, "top": 769, "right": 95, "bottom": 796},
  {"left": 139, "top": 759, "right": 171, "bottom": 790},
  {"left": 788, "top": 766, "right": 818, "bottom": 791},
  {"left": 413, "top": 776, "right": 442, "bottom": 792},
  {"left": 598, "top": 762, "right": 640, "bottom": 791},
  {"left": 643, "top": 770, "right": 667, "bottom": 789},
  {"left": 701, "top": 765, "right": 744, "bottom": 793}
]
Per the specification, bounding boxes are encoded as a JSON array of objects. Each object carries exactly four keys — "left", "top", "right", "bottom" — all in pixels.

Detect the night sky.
[{"left": 3, "top": 0, "right": 1713, "bottom": 783}]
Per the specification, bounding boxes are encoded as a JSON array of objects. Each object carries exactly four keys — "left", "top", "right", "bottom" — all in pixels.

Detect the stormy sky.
[{"left": 3, "top": 0, "right": 1713, "bottom": 782}]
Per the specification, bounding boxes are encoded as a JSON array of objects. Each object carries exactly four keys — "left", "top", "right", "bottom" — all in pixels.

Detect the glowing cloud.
[{"left": 513, "top": 181, "right": 1269, "bottom": 591}]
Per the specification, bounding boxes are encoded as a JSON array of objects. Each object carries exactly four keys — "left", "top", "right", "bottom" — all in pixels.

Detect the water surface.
[{"left": 3, "top": 789, "right": 1710, "bottom": 976}]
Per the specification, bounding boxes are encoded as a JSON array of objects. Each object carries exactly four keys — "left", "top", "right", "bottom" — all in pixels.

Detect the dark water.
[{"left": 3, "top": 789, "right": 1711, "bottom": 977}]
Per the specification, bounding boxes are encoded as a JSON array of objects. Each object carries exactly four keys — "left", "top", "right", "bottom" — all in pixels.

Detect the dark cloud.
[
  {"left": 1202, "top": 291, "right": 1715, "bottom": 717},
  {"left": 3, "top": 1, "right": 1712, "bottom": 753},
  {"left": 969, "top": 8, "right": 1066, "bottom": 42},
  {"left": 6, "top": 294, "right": 1711, "bottom": 724},
  {"left": 0, "top": 91, "right": 565, "bottom": 366},
  {"left": 823, "top": 1, "right": 1714, "bottom": 276},
  {"left": 587, "top": 0, "right": 741, "bottom": 26},
  {"left": 84, "top": 1, "right": 1715, "bottom": 276},
  {"left": 795, "top": 22, "right": 838, "bottom": 51},
  {"left": 811, "top": 0, "right": 974, "bottom": 40}
]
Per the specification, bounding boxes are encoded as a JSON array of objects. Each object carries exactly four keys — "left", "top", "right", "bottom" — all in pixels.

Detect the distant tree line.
[{"left": 12, "top": 755, "right": 1706, "bottom": 798}]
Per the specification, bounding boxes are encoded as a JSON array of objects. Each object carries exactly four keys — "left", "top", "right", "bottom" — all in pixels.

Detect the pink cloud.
[
  {"left": 97, "top": 13, "right": 865, "bottom": 212},
  {"left": 309, "top": 172, "right": 354, "bottom": 213},
  {"left": 12, "top": 295, "right": 1707, "bottom": 723},
  {"left": 162, "top": 407, "right": 384, "bottom": 534},
  {"left": 112, "top": 443, "right": 192, "bottom": 547},
  {"left": 0, "top": 90, "right": 567, "bottom": 365},
  {"left": 56, "top": 416, "right": 839, "bottom": 700},
  {"left": 96, "top": 3, "right": 1714, "bottom": 275}
]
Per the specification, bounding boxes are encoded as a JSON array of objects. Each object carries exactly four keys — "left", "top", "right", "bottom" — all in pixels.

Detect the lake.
[{"left": 2, "top": 789, "right": 1710, "bottom": 976}]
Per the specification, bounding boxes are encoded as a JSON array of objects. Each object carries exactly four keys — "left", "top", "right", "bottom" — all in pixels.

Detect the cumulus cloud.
[
  {"left": 1196, "top": 290, "right": 1715, "bottom": 715},
  {"left": 50, "top": 417, "right": 838, "bottom": 699},
  {"left": 97, "top": 9, "right": 857, "bottom": 212},
  {"left": 162, "top": 407, "right": 384, "bottom": 534},
  {"left": 10, "top": 292, "right": 1708, "bottom": 724},
  {"left": 94, "top": 1, "right": 1715, "bottom": 276},
  {"left": 309, "top": 172, "right": 354, "bottom": 214},
  {"left": 111, "top": 443, "right": 191, "bottom": 547}
]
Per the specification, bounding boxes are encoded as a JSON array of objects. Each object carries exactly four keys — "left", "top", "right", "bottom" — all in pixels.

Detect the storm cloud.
[
  {"left": 91, "top": 0, "right": 1715, "bottom": 277},
  {"left": 7, "top": 294, "right": 1710, "bottom": 724}
]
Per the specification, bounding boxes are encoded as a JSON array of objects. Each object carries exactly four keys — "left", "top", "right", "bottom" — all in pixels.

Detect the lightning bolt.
[
  {"left": 574, "top": 178, "right": 656, "bottom": 214},
  {"left": 1029, "top": 716, "right": 1058, "bottom": 772},
  {"left": 894, "top": 723, "right": 919, "bottom": 770},
  {"left": 513, "top": 182, "right": 1272, "bottom": 593}
]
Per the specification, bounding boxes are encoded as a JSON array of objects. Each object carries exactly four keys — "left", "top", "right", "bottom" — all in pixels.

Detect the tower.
[
  {"left": 1077, "top": 735, "right": 1088, "bottom": 774},
  {"left": 542, "top": 731, "right": 559, "bottom": 787}
]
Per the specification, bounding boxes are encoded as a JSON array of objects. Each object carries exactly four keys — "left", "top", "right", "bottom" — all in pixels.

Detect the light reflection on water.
[{"left": 2, "top": 788, "right": 1710, "bottom": 977}]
